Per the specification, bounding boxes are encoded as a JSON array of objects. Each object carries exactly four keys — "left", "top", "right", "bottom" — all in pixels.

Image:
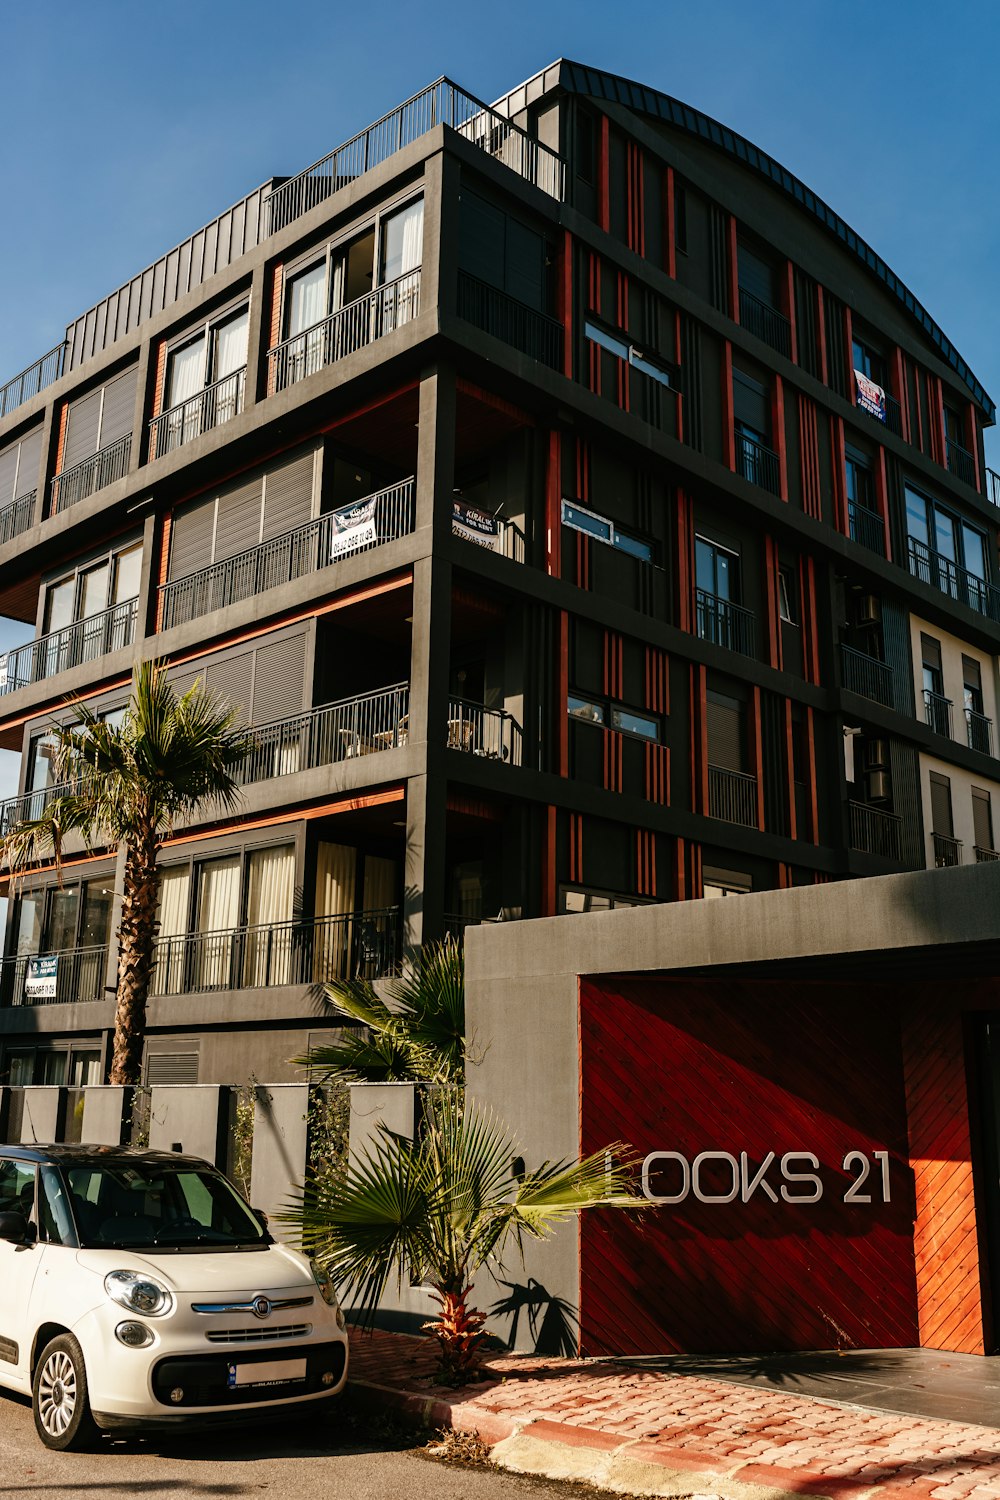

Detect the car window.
[
  {"left": 0, "top": 1159, "right": 35, "bottom": 1219},
  {"left": 63, "top": 1161, "right": 267, "bottom": 1249},
  {"left": 38, "top": 1166, "right": 77, "bottom": 1246}
]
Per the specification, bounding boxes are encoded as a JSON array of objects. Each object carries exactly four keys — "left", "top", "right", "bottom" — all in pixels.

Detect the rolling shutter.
[
  {"left": 0, "top": 443, "right": 18, "bottom": 507},
  {"left": 14, "top": 430, "right": 41, "bottom": 498},
  {"left": 973, "top": 788, "right": 994, "bottom": 852},
  {"left": 98, "top": 369, "right": 137, "bottom": 446},
  {"left": 214, "top": 478, "right": 262, "bottom": 561},
  {"left": 261, "top": 451, "right": 313, "bottom": 540},
  {"left": 706, "top": 691, "right": 745, "bottom": 772},
  {"left": 206, "top": 650, "right": 254, "bottom": 724},
  {"left": 252, "top": 634, "right": 306, "bottom": 722},
  {"left": 169, "top": 497, "right": 215, "bottom": 580},
  {"left": 929, "top": 771, "right": 953, "bottom": 838},
  {"left": 62, "top": 390, "right": 102, "bottom": 470}
]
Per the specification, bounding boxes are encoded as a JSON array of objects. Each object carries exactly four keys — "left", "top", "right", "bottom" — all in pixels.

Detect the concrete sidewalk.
[{"left": 347, "top": 1330, "right": 1000, "bottom": 1500}]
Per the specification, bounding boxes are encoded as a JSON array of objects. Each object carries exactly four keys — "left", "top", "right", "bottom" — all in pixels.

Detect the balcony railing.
[
  {"left": 149, "top": 908, "right": 399, "bottom": 997},
  {"left": 239, "top": 685, "right": 410, "bottom": 785},
  {"left": 738, "top": 287, "right": 791, "bottom": 358},
  {"left": 149, "top": 367, "right": 246, "bottom": 459},
  {"left": 456, "top": 272, "right": 562, "bottom": 369},
  {"left": 451, "top": 504, "right": 526, "bottom": 563},
  {"left": 268, "top": 271, "right": 421, "bottom": 394},
  {"left": 1, "top": 945, "right": 108, "bottom": 1007},
  {"left": 976, "top": 845, "right": 1000, "bottom": 863},
  {"left": 695, "top": 588, "right": 756, "bottom": 658},
  {"left": 264, "top": 77, "right": 564, "bottom": 233},
  {"left": 50, "top": 433, "right": 132, "bottom": 513},
  {"left": 847, "top": 499, "right": 886, "bottom": 557},
  {"left": 907, "top": 536, "right": 1000, "bottom": 621},
  {"left": 856, "top": 388, "right": 902, "bottom": 438},
  {"left": 988, "top": 468, "right": 1000, "bottom": 507},
  {"left": 446, "top": 697, "right": 522, "bottom": 764},
  {"left": 0, "top": 490, "right": 35, "bottom": 548},
  {"left": 735, "top": 430, "right": 781, "bottom": 497},
  {"left": 841, "top": 644, "right": 893, "bottom": 707},
  {"left": 932, "top": 831, "right": 962, "bottom": 868},
  {"left": 849, "top": 801, "right": 902, "bottom": 861},
  {"left": 0, "top": 780, "right": 73, "bottom": 838},
  {"left": 923, "top": 688, "right": 953, "bottom": 738},
  {"left": 0, "top": 597, "right": 138, "bottom": 696},
  {"left": 708, "top": 764, "right": 758, "bottom": 828},
  {"left": 159, "top": 478, "right": 415, "bottom": 630},
  {"left": 967, "top": 707, "right": 993, "bottom": 757},
  {"left": 0, "top": 343, "right": 65, "bottom": 420},
  {"left": 946, "top": 437, "right": 976, "bottom": 488}
]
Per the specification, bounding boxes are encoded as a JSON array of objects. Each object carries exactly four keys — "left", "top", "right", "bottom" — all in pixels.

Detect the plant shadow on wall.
[
  {"left": 489, "top": 1277, "right": 579, "bottom": 1357},
  {"left": 284, "top": 938, "right": 642, "bottom": 1384}
]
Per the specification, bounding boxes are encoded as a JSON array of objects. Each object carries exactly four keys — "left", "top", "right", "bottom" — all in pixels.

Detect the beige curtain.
[
  {"left": 314, "top": 842, "right": 356, "bottom": 982},
  {"left": 363, "top": 855, "right": 396, "bottom": 911},
  {"left": 196, "top": 856, "right": 240, "bottom": 989},
  {"left": 245, "top": 845, "right": 295, "bottom": 986},
  {"left": 154, "top": 866, "right": 190, "bottom": 996}
]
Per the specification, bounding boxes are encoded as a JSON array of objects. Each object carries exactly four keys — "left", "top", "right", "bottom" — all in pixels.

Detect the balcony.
[
  {"left": 849, "top": 801, "right": 902, "bottom": 861},
  {"left": 149, "top": 368, "right": 246, "bottom": 460},
  {"left": 735, "top": 430, "right": 781, "bottom": 497},
  {"left": 932, "top": 831, "right": 962, "bottom": 868},
  {"left": 159, "top": 478, "right": 415, "bottom": 630},
  {"left": 0, "top": 781, "right": 72, "bottom": 838},
  {"left": 695, "top": 588, "right": 756, "bottom": 658},
  {"left": 840, "top": 644, "right": 893, "bottom": 707},
  {"left": 856, "top": 388, "right": 902, "bottom": 438},
  {"left": 975, "top": 845, "right": 1000, "bottom": 863},
  {"left": 923, "top": 688, "right": 953, "bottom": 738},
  {"left": 0, "top": 598, "right": 138, "bottom": 696},
  {"left": 149, "top": 909, "right": 399, "bottom": 997},
  {"left": 967, "top": 707, "right": 993, "bottom": 757},
  {"left": 239, "top": 686, "right": 410, "bottom": 786},
  {"left": 0, "top": 343, "right": 65, "bottom": 421},
  {"left": 847, "top": 499, "right": 885, "bottom": 558},
  {"left": 907, "top": 536, "right": 1000, "bottom": 621},
  {"left": 708, "top": 764, "right": 758, "bottom": 828},
  {"left": 1, "top": 945, "right": 108, "bottom": 1007},
  {"left": 0, "top": 490, "right": 35, "bottom": 548},
  {"left": 268, "top": 272, "right": 421, "bottom": 394},
  {"left": 265, "top": 77, "right": 564, "bottom": 233},
  {"left": 988, "top": 468, "right": 1000, "bottom": 507},
  {"left": 946, "top": 437, "right": 976, "bottom": 488},
  {"left": 50, "top": 433, "right": 132, "bottom": 513},
  {"left": 738, "top": 287, "right": 791, "bottom": 358},
  {"left": 446, "top": 697, "right": 522, "bottom": 764},
  {"left": 451, "top": 501, "right": 526, "bottom": 562},
  {"left": 457, "top": 272, "right": 562, "bottom": 369}
]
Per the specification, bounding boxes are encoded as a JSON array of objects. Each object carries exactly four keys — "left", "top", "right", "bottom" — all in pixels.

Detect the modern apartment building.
[{"left": 0, "top": 60, "right": 997, "bottom": 1088}]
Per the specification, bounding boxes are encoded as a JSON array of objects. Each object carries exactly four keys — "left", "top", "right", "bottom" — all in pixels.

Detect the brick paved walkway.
[{"left": 348, "top": 1330, "right": 1000, "bottom": 1499}]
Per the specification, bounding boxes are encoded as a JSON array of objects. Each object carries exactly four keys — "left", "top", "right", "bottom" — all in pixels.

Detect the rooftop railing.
[
  {"left": 907, "top": 536, "right": 1000, "bottom": 621},
  {"left": 456, "top": 272, "right": 563, "bottom": 369},
  {"left": 446, "top": 697, "right": 522, "bottom": 764},
  {"left": 738, "top": 286, "right": 791, "bottom": 358},
  {"left": 149, "top": 367, "right": 246, "bottom": 460},
  {"left": 695, "top": 588, "right": 756, "bottom": 658},
  {"left": 50, "top": 433, "right": 132, "bottom": 513},
  {"left": 265, "top": 78, "right": 565, "bottom": 233},
  {"left": 1, "top": 944, "right": 108, "bottom": 1007},
  {"left": 840, "top": 644, "right": 893, "bottom": 707},
  {"left": 0, "top": 490, "right": 36, "bottom": 549},
  {"left": 268, "top": 271, "right": 420, "bottom": 394},
  {"left": 0, "top": 344, "right": 65, "bottom": 421},
  {"left": 848, "top": 801, "right": 902, "bottom": 861},
  {"left": 159, "top": 477, "right": 415, "bottom": 631},
  {"left": 0, "top": 597, "right": 137, "bottom": 696},
  {"left": 708, "top": 764, "right": 758, "bottom": 828},
  {"left": 847, "top": 498, "right": 886, "bottom": 558}
]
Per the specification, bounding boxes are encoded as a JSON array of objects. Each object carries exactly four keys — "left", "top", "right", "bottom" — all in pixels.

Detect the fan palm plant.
[
  {"left": 287, "top": 1087, "right": 637, "bottom": 1383},
  {"left": 1, "top": 660, "right": 254, "bottom": 1084}
]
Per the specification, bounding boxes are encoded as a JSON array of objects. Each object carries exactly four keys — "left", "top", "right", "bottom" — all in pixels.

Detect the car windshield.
[{"left": 62, "top": 1162, "right": 269, "bottom": 1251}]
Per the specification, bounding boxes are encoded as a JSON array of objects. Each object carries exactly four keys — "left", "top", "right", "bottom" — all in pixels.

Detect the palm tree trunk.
[
  {"left": 424, "top": 1282, "right": 487, "bottom": 1384},
  {"left": 109, "top": 821, "right": 160, "bottom": 1086}
]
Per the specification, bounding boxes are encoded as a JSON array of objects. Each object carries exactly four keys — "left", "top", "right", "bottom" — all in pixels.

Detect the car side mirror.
[
  {"left": 252, "top": 1208, "right": 269, "bottom": 1229},
  {"left": 0, "top": 1210, "right": 31, "bottom": 1244}
]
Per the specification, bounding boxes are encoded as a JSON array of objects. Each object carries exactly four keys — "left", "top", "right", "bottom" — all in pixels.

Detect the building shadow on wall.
[{"left": 490, "top": 1278, "right": 579, "bottom": 1357}]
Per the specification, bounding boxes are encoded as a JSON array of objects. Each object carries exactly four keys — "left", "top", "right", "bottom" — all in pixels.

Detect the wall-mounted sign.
[
  {"left": 854, "top": 369, "right": 886, "bottom": 422},
  {"left": 641, "top": 1148, "right": 892, "bottom": 1205},
  {"left": 329, "top": 497, "right": 378, "bottom": 560},
  {"left": 25, "top": 954, "right": 58, "bottom": 1001},
  {"left": 0, "top": 654, "right": 8, "bottom": 691},
  {"left": 452, "top": 500, "right": 500, "bottom": 552}
]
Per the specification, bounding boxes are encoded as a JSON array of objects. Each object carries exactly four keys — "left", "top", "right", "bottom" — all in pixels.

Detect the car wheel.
[{"left": 32, "top": 1334, "right": 98, "bottom": 1451}]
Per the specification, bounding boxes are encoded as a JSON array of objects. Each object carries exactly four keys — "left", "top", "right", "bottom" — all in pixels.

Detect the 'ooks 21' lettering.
[{"left": 640, "top": 1150, "right": 891, "bottom": 1206}]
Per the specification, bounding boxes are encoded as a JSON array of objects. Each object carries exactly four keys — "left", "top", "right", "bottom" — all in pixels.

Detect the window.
[
  {"left": 161, "top": 305, "right": 248, "bottom": 449},
  {"left": 584, "top": 321, "right": 676, "bottom": 390},
  {"left": 695, "top": 536, "right": 750, "bottom": 652},
  {"left": 944, "top": 405, "right": 964, "bottom": 447},
  {"left": 846, "top": 450, "right": 875, "bottom": 511},
  {"left": 929, "top": 771, "right": 958, "bottom": 866},
  {"left": 778, "top": 566, "right": 796, "bottom": 625},
  {"left": 696, "top": 536, "right": 739, "bottom": 604},
  {"left": 560, "top": 886, "right": 645, "bottom": 914},
  {"left": 38, "top": 1165, "right": 77, "bottom": 1247},
  {"left": 380, "top": 199, "right": 425, "bottom": 287},
  {"left": 921, "top": 635, "right": 950, "bottom": 736},
  {"left": 39, "top": 541, "right": 141, "bottom": 673},
  {"left": 703, "top": 867, "right": 752, "bottom": 898},
  {"left": 16, "top": 878, "right": 114, "bottom": 957},
  {"left": 706, "top": 690, "right": 746, "bottom": 773},
  {"left": 561, "top": 499, "right": 653, "bottom": 563},
  {"left": 568, "top": 695, "right": 605, "bottom": 724},
  {"left": 0, "top": 1159, "right": 35, "bottom": 1218},
  {"left": 852, "top": 336, "right": 887, "bottom": 388},
  {"left": 905, "top": 485, "right": 989, "bottom": 608},
  {"left": 738, "top": 242, "right": 776, "bottom": 307},
  {"left": 459, "top": 191, "right": 544, "bottom": 311},
  {"left": 973, "top": 787, "right": 995, "bottom": 857},
  {"left": 569, "top": 694, "right": 661, "bottom": 742},
  {"left": 963, "top": 656, "right": 985, "bottom": 716}
]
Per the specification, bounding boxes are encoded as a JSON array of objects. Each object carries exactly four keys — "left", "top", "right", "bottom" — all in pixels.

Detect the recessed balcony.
[
  {"left": 840, "top": 644, "right": 893, "bottom": 707},
  {"left": 0, "top": 598, "right": 138, "bottom": 696},
  {"left": 735, "top": 429, "right": 781, "bottom": 497},
  {"left": 847, "top": 499, "right": 885, "bottom": 558},
  {"left": 267, "top": 272, "right": 421, "bottom": 395},
  {"left": 149, "top": 368, "right": 246, "bottom": 460},
  {"left": 708, "top": 764, "right": 758, "bottom": 828},
  {"left": 738, "top": 286, "right": 791, "bottom": 358},
  {"left": 907, "top": 537, "right": 1000, "bottom": 621},
  {"left": 923, "top": 688, "right": 953, "bottom": 738},
  {"left": 849, "top": 801, "right": 902, "bottom": 861},
  {"left": 695, "top": 588, "right": 756, "bottom": 658},
  {"left": 966, "top": 707, "right": 993, "bottom": 757},
  {"left": 457, "top": 271, "right": 562, "bottom": 369},
  {"left": 51, "top": 434, "right": 132, "bottom": 514},
  {"left": 932, "top": 831, "right": 962, "bottom": 868},
  {"left": 445, "top": 697, "right": 522, "bottom": 764},
  {"left": 0, "top": 343, "right": 65, "bottom": 421},
  {"left": 1, "top": 944, "right": 108, "bottom": 1007},
  {"left": 946, "top": 437, "right": 976, "bottom": 488}
]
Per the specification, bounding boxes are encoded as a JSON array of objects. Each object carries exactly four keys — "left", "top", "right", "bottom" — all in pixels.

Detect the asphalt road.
[{"left": 0, "top": 1389, "right": 583, "bottom": 1500}]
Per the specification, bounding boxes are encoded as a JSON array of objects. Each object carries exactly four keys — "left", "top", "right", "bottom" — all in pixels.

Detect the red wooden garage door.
[{"left": 579, "top": 976, "right": 920, "bottom": 1355}]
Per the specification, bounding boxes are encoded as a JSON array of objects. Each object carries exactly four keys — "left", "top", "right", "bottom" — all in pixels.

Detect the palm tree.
[
  {"left": 287, "top": 1087, "right": 637, "bottom": 1383},
  {"left": 1, "top": 661, "right": 254, "bottom": 1084},
  {"left": 294, "top": 937, "right": 465, "bottom": 1084}
]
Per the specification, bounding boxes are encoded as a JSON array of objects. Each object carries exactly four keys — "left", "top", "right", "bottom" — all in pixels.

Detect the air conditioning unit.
[
  {"left": 865, "top": 738, "right": 888, "bottom": 770},
  {"left": 857, "top": 592, "right": 880, "bottom": 626},
  {"left": 867, "top": 769, "right": 890, "bottom": 801}
]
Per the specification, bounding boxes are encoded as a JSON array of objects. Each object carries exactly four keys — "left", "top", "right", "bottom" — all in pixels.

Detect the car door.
[{"left": 0, "top": 1159, "right": 43, "bottom": 1387}]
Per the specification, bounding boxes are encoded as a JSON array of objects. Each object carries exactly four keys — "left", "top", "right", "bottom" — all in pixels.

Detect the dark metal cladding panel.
[
  {"left": 888, "top": 739, "right": 924, "bottom": 870},
  {"left": 881, "top": 599, "right": 915, "bottom": 718}
]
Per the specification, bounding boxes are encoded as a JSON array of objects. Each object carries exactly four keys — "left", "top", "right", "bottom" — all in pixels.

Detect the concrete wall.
[{"left": 918, "top": 750, "right": 1000, "bottom": 868}]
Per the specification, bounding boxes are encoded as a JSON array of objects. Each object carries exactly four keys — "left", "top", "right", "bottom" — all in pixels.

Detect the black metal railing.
[
  {"left": 0, "top": 598, "right": 137, "bottom": 695},
  {"left": 268, "top": 271, "right": 421, "bottom": 394},
  {"left": 159, "top": 478, "right": 415, "bottom": 630},
  {"left": 946, "top": 437, "right": 976, "bottom": 488},
  {"left": 0, "top": 780, "right": 73, "bottom": 837},
  {"left": 445, "top": 697, "right": 522, "bottom": 764},
  {"left": 265, "top": 77, "right": 564, "bottom": 232},
  {"left": 932, "top": 832, "right": 962, "bottom": 868},
  {"left": 856, "top": 387, "right": 902, "bottom": 438},
  {"left": 150, "top": 367, "right": 246, "bottom": 459},
  {"left": 695, "top": 588, "right": 756, "bottom": 658},
  {"left": 0, "top": 490, "right": 35, "bottom": 548},
  {"left": 149, "top": 909, "right": 399, "bottom": 997},
  {"left": 239, "top": 686, "right": 410, "bottom": 785},
  {"left": 1, "top": 945, "right": 108, "bottom": 1007},
  {"left": 907, "top": 536, "right": 1000, "bottom": 621},
  {"left": 0, "top": 343, "right": 65, "bottom": 420},
  {"left": 987, "top": 468, "right": 1000, "bottom": 507},
  {"left": 849, "top": 801, "right": 902, "bottom": 861},
  {"left": 966, "top": 708, "right": 993, "bottom": 756},
  {"left": 442, "top": 913, "right": 479, "bottom": 943},
  {"left": 847, "top": 499, "right": 886, "bottom": 557},
  {"left": 975, "top": 845, "right": 1000, "bottom": 863},
  {"left": 735, "top": 430, "right": 781, "bottom": 496},
  {"left": 50, "top": 433, "right": 132, "bottom": 513},
  {"left": 923, "top": 688, "right": 953, "bottom": 738},
  {"left": 456, "top": 272, "right": 562, "bottom": 369},
  {"left": 841, "top": 644, "right": 893, "bottom": 707},
  {"left": 738, "top": 286, "right": 791, "bottom": 358},
  {"left": 708, "top": 765, "right": 758, "bottom": 828}
]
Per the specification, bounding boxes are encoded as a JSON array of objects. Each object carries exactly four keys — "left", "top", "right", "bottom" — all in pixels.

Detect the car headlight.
[
  {"left": 310, "top": 1259, "right": 342, "bottom": 1318},
  {"left": 104, "top": 1270, "right": 174, "bottom": 1317}
]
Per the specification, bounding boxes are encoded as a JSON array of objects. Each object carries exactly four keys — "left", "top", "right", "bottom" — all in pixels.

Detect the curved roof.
[{"left": 498, "top": 61, "right": 994, "bottom": 423}]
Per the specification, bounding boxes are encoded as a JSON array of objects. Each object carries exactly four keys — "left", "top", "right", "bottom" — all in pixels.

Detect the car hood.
[{"left": 75, "top": 1241, "right": 313, "bottom": 1294}]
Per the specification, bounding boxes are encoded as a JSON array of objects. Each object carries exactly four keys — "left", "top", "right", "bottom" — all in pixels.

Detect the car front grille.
[{"left": 205, "top": 1324, "right": 313, "bottom": 1344}]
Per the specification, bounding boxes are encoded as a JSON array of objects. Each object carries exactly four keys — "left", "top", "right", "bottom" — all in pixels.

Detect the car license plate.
[{"left": 228, "top": 1357, "right": 307, "bottom": 1389}]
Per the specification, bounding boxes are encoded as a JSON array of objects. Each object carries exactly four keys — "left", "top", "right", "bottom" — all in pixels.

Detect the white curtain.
[
  {"left": 154, "top": 866, "right": 190, "bottom": 996},
  {"left": 196, "top": 857, "right": 240, "bottom": 989},
  {"left": 314, "top": 842, "right": 356, "bottom": 982},
  {"left": 245, "top": 845, "right": 295, "bottom": 986},
  {"left": 289, "top": 263, "right": 327, "bottom": 336},
  {"left": 215, "top": 310, "right": 248, "bottom": 379},
  {"left": 382, "top": 199, "right": 423, "bottom": 282},
  {"left": 167, "top": 337, "right": 205, "bottom": 410}
]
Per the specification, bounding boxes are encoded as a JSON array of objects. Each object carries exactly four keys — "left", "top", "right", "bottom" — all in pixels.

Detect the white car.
[{"left": 0, "top": 1144, "right": 349, "bottom": 1450}]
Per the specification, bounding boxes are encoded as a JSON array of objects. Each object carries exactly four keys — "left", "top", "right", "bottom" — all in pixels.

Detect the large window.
[
  {"left": 39, "top": 541, "right": 142, "bottom": 675},
  {"left": 905, "top": 485, "right": 989, "bottom": 609},
  {"left": 161, "top": 304, "right": 249, "bottom": 449},
  {"left": 561, "top": 499, "right": 653, "bottom": 563},
  {"left": 584, "top": 320, "right": 675, "bottom": 390},
  {"left": 13, "top": 878, "right": 113, "bottom": 957},
  {"left": 567, "top": 693, "right": 661, "bottom": 742}
]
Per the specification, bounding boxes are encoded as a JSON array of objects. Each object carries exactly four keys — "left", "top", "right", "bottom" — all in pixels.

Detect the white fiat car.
[{"left": 0, "top": 1144, "right": 349, "bottom": 1450}]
